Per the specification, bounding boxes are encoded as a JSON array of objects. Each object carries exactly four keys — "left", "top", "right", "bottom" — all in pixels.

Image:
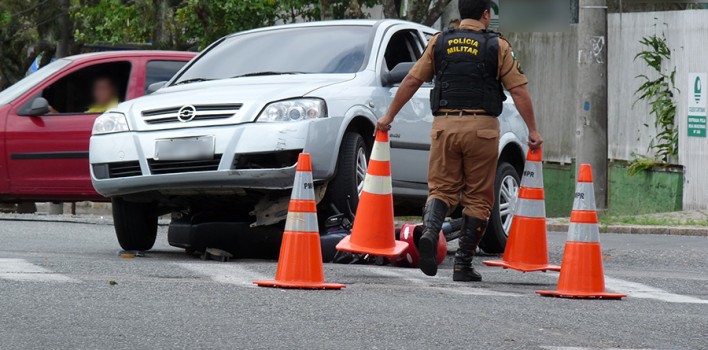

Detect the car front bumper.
[{"left": 89, "top": 118, "right": 343, "bottom": 197}]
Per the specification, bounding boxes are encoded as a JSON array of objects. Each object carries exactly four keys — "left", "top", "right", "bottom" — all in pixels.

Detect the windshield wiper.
[
  {"left": 173, "top": 78, "right": 213, "bottom": 86},
  {"left": 230, "top": 71, "right": 306, "bottom": 79}
]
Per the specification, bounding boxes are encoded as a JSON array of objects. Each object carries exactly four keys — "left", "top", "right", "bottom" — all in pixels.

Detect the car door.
[
  {"left": 5, "top": 58, "right": 136, "bottom": 198},
  {"left": 377, "top": 26, "right": 433, "bottom": 189}
]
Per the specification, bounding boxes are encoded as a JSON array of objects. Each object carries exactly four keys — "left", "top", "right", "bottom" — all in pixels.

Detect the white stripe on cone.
[
  {"left": 290, "top": 171, "right": 315, "bottom": 201},
  {"left": 514, "top": 198, "right": 546, "bottom": 218},
  {"left": 567, "top": 222, "right": 600, "bottom": 243},
  {"left": 573, "top": 182, "right": 596, "bottom": 211},
  {"left": 520, "top": 161, "right": 544, "bottom": 189},
  {"left": 370, "top": 140, "right": 390, "bottom": 162},
  {"left": 284, "top": 211, "right": 319, "bottom": 233},
  {"left": 362, "top": 174, "right": 393, "bottom": 195}
]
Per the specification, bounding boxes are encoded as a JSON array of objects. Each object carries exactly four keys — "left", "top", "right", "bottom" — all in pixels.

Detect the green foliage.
[
  {"left": 626, "top": 153, "right": 661, "bottom": 176},
  {"left": 71, "top": 0, "right": 324, "bottom": 50},
  {"left": 71, "top": 0, "right": 153, "bottom": 45},
  {"left": 174, "top": 0, "right": 280, "bottom": 49},
  {"left": 630, "top": 30, "right": 678, "bottom": 175}
]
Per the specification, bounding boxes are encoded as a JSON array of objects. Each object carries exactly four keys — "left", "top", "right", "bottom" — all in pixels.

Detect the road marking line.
[
  {"left": 542, "top": 347, "right": 653, "bottom": 350},
  {"left": 542, "top": 272, "right": 708, "bottom": 304},
  {"left": 0, "top": 258, "right": 78, "bottom": 283},
  {"left": 176, "top": 263, "right": 267, "bottom": 287},
  {"left": 359, "top": 266, "right": 520, "bottom": 297},
  {"left": 603, "top": 276, "right": 708, "bottom": 304},
  {"left": 359, "top": 266, "right": 428, "bottom": 285}
]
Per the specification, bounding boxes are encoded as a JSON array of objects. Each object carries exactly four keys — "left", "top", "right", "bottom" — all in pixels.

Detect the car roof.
[
  {"left": 65, "top": 50, "right": 197, "bottom": 62},
  {"left": 223, "top": 19, "right": 436, "bottom": 38}
]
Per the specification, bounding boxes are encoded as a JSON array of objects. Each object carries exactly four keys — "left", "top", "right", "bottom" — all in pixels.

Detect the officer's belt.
[{"left": 433, "top": 111, "right": 494, "bottom": 117}]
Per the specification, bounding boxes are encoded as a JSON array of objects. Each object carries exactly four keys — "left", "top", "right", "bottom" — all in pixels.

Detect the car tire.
[
  {"left": 112, "top": 198, "right": 159, "bottom": 251},
  {"left": 324, "top": 132, "right": 370, "bottom": 217},
  {"left": 480, "top": 162, "right": 520, "bottom": 254}
]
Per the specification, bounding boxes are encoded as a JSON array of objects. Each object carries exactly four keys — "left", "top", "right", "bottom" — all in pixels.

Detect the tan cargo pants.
[{"left": 428, "top": 115, "right": 500, "bottom": 220}]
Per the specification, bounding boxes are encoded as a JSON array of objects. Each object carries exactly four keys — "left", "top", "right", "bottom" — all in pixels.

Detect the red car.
[{"left": 0, "top": 51, "right": 196, "bottom": 203}]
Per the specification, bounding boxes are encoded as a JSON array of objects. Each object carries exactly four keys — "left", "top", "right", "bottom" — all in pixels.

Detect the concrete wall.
[{"left": 505, "top": 28, "right": 579, "bottom": 164}]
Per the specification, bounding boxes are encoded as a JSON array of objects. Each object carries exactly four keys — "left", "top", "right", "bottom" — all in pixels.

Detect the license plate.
[{"left": 154, "top": 136, "right": 214, "bottom": 161}]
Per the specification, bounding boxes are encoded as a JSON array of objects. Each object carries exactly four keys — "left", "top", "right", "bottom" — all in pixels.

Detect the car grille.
[
  {"left": 148, "top": 155, "right": 223, "bottom": 175},
  {"left": 93, "top": 161, "right": 142, "bottom": 180},
  {"left": 141, "top": 104, "right": 242, "bottom": 124},
  {"left": 233, "top": 150, "right": 301, "bottom": 170},
  {"left": 109, "top": 161, "right": 142, "bottom": 178}
]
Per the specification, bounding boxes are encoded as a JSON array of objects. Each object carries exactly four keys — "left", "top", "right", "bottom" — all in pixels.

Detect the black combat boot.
[
  {"left": 418, "top": 199, "right": 448, "bottom": 276},
  {"left": 453, "top": 216, "right": 488, "bottom": 282}
]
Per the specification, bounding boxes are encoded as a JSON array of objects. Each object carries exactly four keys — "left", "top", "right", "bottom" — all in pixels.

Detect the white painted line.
[
  {"left": 176, "top": 263, "right": 267, "bottom": 287},
  {"left": 360, "top": 266, "right": 520, "bottom": 297},
  {"left": 0, "top": 258, "right": 78, "bottom": 283},
  {"left": 603, "top": 276, "right": 708, "bottom": 304},
  {"left": 542, "top": 272, "right": 708, "bottom": 304},
  {"left": 359, "top": 266, "right": 428, "bottom": 285},
  {"left": 542, "top": 347, "right": 652, "bottom": 350}
]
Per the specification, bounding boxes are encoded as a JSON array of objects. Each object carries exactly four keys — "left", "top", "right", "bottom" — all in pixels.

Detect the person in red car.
[{"left": 85, "top": 76, "right": 120, "bottom": 113}]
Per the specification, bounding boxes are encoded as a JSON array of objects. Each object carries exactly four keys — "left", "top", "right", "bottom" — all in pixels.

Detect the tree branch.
[{"left": 424, "top": 0, "right": 452, "bottom": 26}]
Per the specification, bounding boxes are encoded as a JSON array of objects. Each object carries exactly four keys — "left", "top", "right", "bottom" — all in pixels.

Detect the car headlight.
[
  {"left": 92, "top": 112, "right": 130, "bottom": 135},
  {"left": 256, "top": 98, "right": 327, "bottom": 122}
]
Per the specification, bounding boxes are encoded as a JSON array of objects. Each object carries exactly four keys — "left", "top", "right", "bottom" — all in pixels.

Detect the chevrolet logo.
[{"left": 177, "top": 105, "right": 197, "bottom": 122}]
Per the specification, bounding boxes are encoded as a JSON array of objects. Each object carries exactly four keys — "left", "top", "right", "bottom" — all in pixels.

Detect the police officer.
[{"left": 376, "top": 0, "right": 543, "bottom": 281}]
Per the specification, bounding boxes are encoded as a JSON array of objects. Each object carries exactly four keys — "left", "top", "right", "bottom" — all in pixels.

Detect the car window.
[
  {"left": 145, "top": 60, "right": 188, "bottom": 93},
  {"left": 383, "top": 30, "right": 424, "bottom": 71},
  {"left": 174, "top": 25, "right": 372, "bottom": 84},
  {"left": 41, "top": 61, "right": 131, "bottom": 115},
  {"left": 0, "top": 59, "right": 72, "bottom": 106}
]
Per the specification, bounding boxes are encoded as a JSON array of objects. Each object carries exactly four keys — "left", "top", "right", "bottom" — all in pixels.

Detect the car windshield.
[
  {"left": 173, "top": 25, "right": 372, "bottom": 85},
  {"left": 0, "top": 59, "right": 72, "bottom": 106}
]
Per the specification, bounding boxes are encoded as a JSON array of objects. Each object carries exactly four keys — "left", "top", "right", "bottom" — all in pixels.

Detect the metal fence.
[
  {"left": 609, "top": 10, "right": 708, "bottom": 210},
  {"left": 508, "top": 10, "right": 708, "bottom": 209}
]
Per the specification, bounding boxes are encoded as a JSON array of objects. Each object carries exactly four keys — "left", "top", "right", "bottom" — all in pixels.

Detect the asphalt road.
[{"left": 0, "top": 218, "right": 706, "bottom": 350}]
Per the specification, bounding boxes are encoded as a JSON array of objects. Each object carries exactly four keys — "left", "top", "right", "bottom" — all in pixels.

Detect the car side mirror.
[
  {"left": 19, "top": 97, "right": 50, "bottom": 117},
  {"left": 146, "top": 81, "right": 167, "bottom": 95},
  {"left": 382, "top": 62, "right": 415, "bottom": 86}
]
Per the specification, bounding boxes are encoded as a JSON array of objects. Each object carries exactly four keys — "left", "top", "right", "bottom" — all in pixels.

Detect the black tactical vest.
[{"left": 431, "top": 28, "right": 506, "bottom": 116}]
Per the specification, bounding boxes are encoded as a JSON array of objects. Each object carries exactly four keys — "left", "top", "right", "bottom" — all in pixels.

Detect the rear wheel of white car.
[
  {"left": 324, "top": 132, "right": 369, "bottom": 216},
  {"left": 112, "top": 198, "right": 159, "bottom": 251},
  {"left": 480, "top": 162, "right": 520, "bottom": 254}
]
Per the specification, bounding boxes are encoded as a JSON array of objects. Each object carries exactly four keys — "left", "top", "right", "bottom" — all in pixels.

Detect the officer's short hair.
[{"left": 459, "top": 0, "right": 491, "bottom": 20}]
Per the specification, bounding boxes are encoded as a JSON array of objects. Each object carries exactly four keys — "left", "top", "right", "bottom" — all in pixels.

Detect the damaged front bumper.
[{"left": 89, "top": 117, "right": 343, "bottom": 197}]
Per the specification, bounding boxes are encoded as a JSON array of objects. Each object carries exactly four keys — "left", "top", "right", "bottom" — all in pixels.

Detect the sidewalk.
[{"left": 547, "top": 210, "right": 708, "bottom": 237}]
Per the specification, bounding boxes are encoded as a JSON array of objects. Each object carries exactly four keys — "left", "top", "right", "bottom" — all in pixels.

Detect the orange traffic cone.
[
  {"left": 254, "top": 153, "right": 344, "bottom": 290},
  {"left": 537, "top": 164, "right": 625, "bottom": 299},
  {"left": 483, "top": 148, "right": 560, "bottom": 272},
  {"left": 336, "top": 130, "right": 408, "bottom": 257}
]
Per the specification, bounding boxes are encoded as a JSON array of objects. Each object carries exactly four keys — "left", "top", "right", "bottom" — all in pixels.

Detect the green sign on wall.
[{"left": 688, "top": 73, "right": 707, "bottom": 138}]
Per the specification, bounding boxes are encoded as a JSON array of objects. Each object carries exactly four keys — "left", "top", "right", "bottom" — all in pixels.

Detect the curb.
[
  {"left": 547, "top": 223, "right": 708, "bottom": 237},
  {"left": 0, "top": 213, "right": 171, "bottom": 226}
]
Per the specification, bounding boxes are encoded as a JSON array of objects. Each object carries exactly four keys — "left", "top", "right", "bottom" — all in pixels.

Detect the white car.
[{"left": 89, "top": 19, "right": 528, "bottom": 253}]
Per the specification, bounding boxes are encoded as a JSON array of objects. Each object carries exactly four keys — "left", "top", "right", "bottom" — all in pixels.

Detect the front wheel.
[
  {"left": 480, "top": 162, "right": 520, "bottom": 254},
  {"left": 323, "top": 132, "right": 370, "bottom": 216},
  {"left": 112, "top": 198, "right": 159, "bottom": 251}
]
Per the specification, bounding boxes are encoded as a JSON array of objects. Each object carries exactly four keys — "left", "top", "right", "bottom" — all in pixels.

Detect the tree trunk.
[
  {"left": 55, "top": 0, "right": 72, "bottom": 58},
  {"left": 346, "top": 0, "right": 366, "bottom": 19},
  {"left": 153, "top": 0, "right": 171, "bottom": 49},
  {"left": 423, "top": 0, "right": 452, "bottom": 26},
  {"left": 383, "top": 0, "right": 400, "bottom": 18},
  {"left": 403, "top": 0, "right": 451, "bottom": 25},
  {"left": 320, "top": 0, "right": 334, "bottom": 20}
]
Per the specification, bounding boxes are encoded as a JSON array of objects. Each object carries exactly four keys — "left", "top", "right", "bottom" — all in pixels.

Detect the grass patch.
[{"left": 600, "top": 215, "right": 708, "bottom": 227}]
